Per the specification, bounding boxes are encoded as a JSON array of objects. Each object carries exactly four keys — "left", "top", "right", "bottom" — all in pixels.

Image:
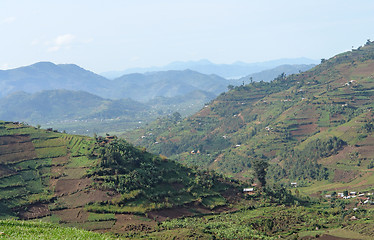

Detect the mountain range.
[
  {"left": 101, "top": 58, "right": 318, "bottom": 79},
  {"left": 0, "top": 60, "right": 315, "bottom": 134}
]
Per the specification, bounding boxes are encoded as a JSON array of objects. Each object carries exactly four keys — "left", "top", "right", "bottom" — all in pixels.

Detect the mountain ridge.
[{"left": 101, "top": 57, "right": 319, "bottom": 79}]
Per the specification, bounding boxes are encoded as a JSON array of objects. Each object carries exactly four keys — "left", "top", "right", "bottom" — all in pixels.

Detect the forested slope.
[{"left": 126, "top": 41, "right": 374, "bottom": 195}]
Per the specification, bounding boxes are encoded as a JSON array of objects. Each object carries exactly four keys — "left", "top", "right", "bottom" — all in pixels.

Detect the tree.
[
  {"left": 252, "top": 159, "right": 269, "bottom": 187},
  {"left": 172, "top": 112, "right": 182, "bottom": 122},
  {"left": 227, "top": 85, "right": 234, "bottom": 91}
]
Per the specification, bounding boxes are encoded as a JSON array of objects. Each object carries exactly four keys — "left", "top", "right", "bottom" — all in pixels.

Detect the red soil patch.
[
  {"left": 0, "top": 134, "right": 31, "bottom": 145},
  {"left": 53, "top": 207, "right": 89, "bottom": 223},
  {"left": 221, "top": 188, "right": 242, "bottom": 204},
  {"left": 112, "top": 214, "right": 157, "bottom": 233},
  {"left": 147, "top": 207, "right": 195, "bottom": 221},
  {"left": 351, "top": 61, "right": 374, "bottom": 76},
  {"left": 291, "top": 123, "right": 318, "bottom": 139},
  {"left": 58, "top": 189, "right": 114, "bottom": 208},
  {"left": 320, "top": 145, "right": 358, "bottom": 165},
  {"left": 18, "top": 203, "right": 50, "bottom": 220},
  {"left": 0, "top": 141, "right": 35, "bottom": 155},
  {"left": 333, "top": 169, "right": 358, "bottom": 183},
  {"left": 0, "top": 150, "right": 37, "bottom": 164},
  {"left": 51, "top": 156, "right": 70, "bottom": 166},
  {"left": 54, "top": 178, "right": 92, "bottom": 196},
  {"left": 325, "top": 172, "right": 374, "bottom": 192},
  {"left": 0, "top": 134, "right": 36, "bottom": 164}
]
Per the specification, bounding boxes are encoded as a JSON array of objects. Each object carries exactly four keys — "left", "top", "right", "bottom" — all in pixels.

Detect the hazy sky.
[{"left": 1, "top": 0, "right": 374, "bottom": 73}]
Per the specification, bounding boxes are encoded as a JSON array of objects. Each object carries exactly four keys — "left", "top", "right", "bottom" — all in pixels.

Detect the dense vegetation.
[{"left": 86, "top": 138, "right": 231, "bottom": 213}]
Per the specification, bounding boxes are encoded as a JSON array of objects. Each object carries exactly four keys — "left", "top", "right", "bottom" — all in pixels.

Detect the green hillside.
[
  {"left": 0, "top": 121, "right": 236, "bottom": 233},
  {"left": 125, "top": 41, "right": 374, "bottom": 196}
]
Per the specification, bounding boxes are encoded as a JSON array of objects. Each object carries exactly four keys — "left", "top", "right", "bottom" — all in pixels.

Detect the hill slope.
[
  {"left": 236, "top": 64, "right": 316, "bottom": 83},
  {"left": 0, "top": 121, "right": 236, "bottom": 233},
  {"left": 125, "top": 41, "right": 374, "bottom": 195}
]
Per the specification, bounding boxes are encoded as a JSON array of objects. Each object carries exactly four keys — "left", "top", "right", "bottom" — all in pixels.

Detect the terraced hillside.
[
  {"left": 0, "top": 121, "right": 237, "bottom": 233},
  {"left": 125, "top": 41, "right": 374, "bottom": 196}
]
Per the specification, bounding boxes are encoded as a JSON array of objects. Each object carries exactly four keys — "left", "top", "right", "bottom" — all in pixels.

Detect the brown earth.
[
  {"left": 0, "top": 134, "right": 31, "bottom": 145},
  {"left": 56, "top": 188, "right": 113, "bottom": 209},
  {"left": 291, "top": 123, "right": 319, "bottom": 138},
  {"left": 147, "top": 206, "right": 195, "bottom": 221},
  {"left": 18, "top": 203, "right": 50, "bottom": 220},
  {"left": 0, "top": 135, "right": 37, "bottom": 165},
  {"left": 112, "top": 214, "right": 157, "bottom": 233},
  {"left": 51, "top": 155, "right": 70, "bottom": 166},
  {"left": 320, "top": 145, "right": 358, "bottom": 165},
  {"left": 53, "top": 208, "right": 89, "bottom": 223},
  {"left": 0, "top": 141, "right": 35, "bottom": 155},
  {"left": 0, "top": 151, "right": 38, "bottom": 164},
  {"left": 54, "top": 178, "right": 92, "bottom": 196},
  {"left": 333, "top": 169, "right": 358, "bottom": 183}
]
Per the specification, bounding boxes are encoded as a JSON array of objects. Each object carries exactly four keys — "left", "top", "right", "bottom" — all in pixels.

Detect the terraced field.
[{"left": 0, "top": 121, "right": 239, "bottom": 233}]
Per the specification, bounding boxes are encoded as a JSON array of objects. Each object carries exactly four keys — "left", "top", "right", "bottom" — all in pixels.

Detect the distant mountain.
[
  {"left": 235, "top": 64, "right": 316, "bottom": 84},
  {"left": 0, "top": 63, "right": 228, "bottom": 102},
  {"left": 110, "top": 69, "right": 228, "bottom": 102},
  {"left": 101, "top": 58, "right": 319, "bottom": 79},
  {"left": 0, "top": 89, "right": 148, "bottom": 123},
  {"left": 0, "top": 62, "right": 111, "bottom": 98}
]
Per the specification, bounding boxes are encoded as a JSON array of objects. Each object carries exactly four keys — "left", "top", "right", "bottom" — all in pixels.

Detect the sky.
[{"left": 1, "top": 0, "right": 374, "bottom": 73}]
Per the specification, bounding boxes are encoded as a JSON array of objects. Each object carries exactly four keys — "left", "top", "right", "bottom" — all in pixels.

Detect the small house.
[
  {"left": 291, "top": 182, "right": 297, "bottom": 187},
  {"left": 243, "top": 188, "right": 254, "bottom": 193}
]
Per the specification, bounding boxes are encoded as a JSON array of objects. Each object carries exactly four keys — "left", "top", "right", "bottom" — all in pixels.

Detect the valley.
[{"left": 0, "top": 44, "right": 374, "bottom": 239}]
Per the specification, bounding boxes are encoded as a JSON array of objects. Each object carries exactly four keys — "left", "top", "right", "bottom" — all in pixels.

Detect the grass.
[
  {"left": 201, "top": 195, "right": 227, "bottom": 209},
  {"left": 87, "top": 213, "right": 116, "bottom": 222},
  {"left": 13, "top": 158, "right": 52, "bottom": 170},
  {"left": 65, "top": 156, "right": 97, "bottom": 168},
  {"left": 35, "top": 146, "right": 67, "bottom": 158},
  {"left": 33, "top": 137, "right": 66, "bottom": 148},
  {"left": 326, "top": 228, "right": 374, "bottom": 240},
  {"left": 0, "top": 219, "right": 116, "bottom": 240}
]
